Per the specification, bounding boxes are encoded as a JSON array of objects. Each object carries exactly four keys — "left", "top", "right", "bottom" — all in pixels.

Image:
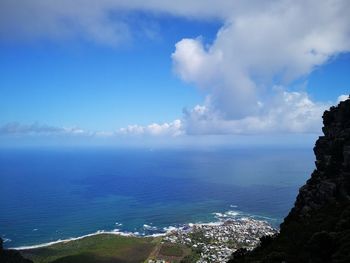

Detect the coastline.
[
  {"left": 12, "top": 228, "right": 184, "bottom": 250},
  {"left": 12, "top": 213, "right": 279, "bottom": 263},
  {"left": 10, "top": 210, "right": 278, "bottom": 251},
  {"left": 11, "top": 230, "right": 142, "bottom": 250}
]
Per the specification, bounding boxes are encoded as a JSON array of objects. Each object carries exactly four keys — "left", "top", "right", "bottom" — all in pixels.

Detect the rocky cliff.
[{"left": 229, "top": 96, "right": 350, "bottom": 263}]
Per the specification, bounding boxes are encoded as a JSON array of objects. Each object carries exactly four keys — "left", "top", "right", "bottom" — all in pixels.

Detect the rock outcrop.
[
  {"left": 229, "top": 96, "right": 350, "bottom": 263},
  {"left": 0, "top": 238, "right": 33, "bottom": 263}
]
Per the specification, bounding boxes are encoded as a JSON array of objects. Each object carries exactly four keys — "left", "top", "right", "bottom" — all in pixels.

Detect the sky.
[{"left": 0, "top": 0, "right": 349, "bottom": 147}]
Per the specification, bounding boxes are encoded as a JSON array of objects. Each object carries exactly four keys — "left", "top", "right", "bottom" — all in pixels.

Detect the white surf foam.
[
  {"left": 143, "top": 224, "right": 158, "bottom": 231},
  {"left": 11, "top": 230, "right": 136, "bottom": 250}
]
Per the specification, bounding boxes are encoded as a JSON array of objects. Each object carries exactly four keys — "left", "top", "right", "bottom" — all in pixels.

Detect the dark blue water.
[{"left": 0, "top": 147, "right": 314, "bottom": 248}]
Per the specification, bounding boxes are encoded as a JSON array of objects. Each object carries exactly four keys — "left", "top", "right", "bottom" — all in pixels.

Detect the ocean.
[{"left": 0, "top": 147, "right": 314, "bottom": 248}]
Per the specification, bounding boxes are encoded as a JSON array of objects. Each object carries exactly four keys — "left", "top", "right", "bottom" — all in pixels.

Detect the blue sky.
[
  {"left": 0, "top": 15, "right": 219, "bottom": 130},
  {"left": 0, "top": 1, "right": 349, "bottom": 146}
]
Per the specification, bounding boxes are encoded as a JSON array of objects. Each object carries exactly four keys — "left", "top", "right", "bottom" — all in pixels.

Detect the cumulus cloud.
[
  {"left": 117, "top": 89, "right": 331, "bottom": 137},
  {"left": 172, "top": 37, "right": 258, "bottom": 118},
  {"left": 172, "top": 0, "right": 350, "bottom": 134},
  {"left": 183, "top": 90, "right": 329, "bottom": 134},
  {"left": 118, "top": 119, "right": 183, "bottom": 137}
]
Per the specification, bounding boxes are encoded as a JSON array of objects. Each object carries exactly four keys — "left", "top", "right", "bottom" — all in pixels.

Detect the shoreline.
[
  {"left": 11, "top": 217, "right": 277, "bottom": 251},
  {"left": 11, "top": 230, "right": 164, "bottom": 250}
]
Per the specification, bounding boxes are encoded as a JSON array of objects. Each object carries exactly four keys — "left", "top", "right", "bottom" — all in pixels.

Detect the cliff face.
[
  {"left": 229, "top": 97, "right": 350, "bottom": 263},
  {"left": 290, "top": 98, "right": 350, "bottom": 219}
]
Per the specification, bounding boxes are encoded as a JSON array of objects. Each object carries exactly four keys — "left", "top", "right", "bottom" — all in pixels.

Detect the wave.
[
  {"left": 2, "top": 237, "right": 12, "bottom": 243},
  {"left": 213, "top": 210, "right": 240, "bottom": 219},
  {"left": 143, "top": 224, "right": 158, "bottom": 231}
]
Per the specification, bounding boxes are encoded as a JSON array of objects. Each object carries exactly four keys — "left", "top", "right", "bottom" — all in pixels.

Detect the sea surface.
[{"left": 0, "top": 147, "right": 315, "bottom": 248}]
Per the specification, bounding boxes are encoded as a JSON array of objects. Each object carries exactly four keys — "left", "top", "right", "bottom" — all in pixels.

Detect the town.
[{"left": 149, "top": 217, "right": 277, "bottom": 263}]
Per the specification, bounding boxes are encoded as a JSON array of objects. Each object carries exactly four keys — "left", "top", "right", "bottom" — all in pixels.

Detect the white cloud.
[
  {"left": 172, "top": 37, "right": 258, "bottom": 118},
  {"left": 118, "top": 119, "right": 183, "bottom": 137},
  {"left": 0, "top": 0, "right": 261, "bottom": 45},
  {"left": 337, "top": 94, "right": 349, "bottom": 102},
  {"left": 171, "top": 0, "right": 350, "bottom": 134},
  {"left": 183, "top": 90, "right": 329, "bottom": 135}
]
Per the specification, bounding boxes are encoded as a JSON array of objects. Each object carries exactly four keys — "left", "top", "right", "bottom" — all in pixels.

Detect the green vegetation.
[
  {"left": 180, "top": 251, "right": 200, "bottom": 263},
  {"left": 159, "top": 243, "right": 184, "bottom": 257},
  {"left": 20, "top": 234, "right": 159, "bottom": 263},
  {"left": 146, "top": 242, "right": 192, "bottom": 263}
]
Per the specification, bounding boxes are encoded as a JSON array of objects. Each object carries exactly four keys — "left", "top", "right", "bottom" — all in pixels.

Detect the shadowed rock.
[{"left": 0, "top": 238, "right": 33, "bottom": 263}]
